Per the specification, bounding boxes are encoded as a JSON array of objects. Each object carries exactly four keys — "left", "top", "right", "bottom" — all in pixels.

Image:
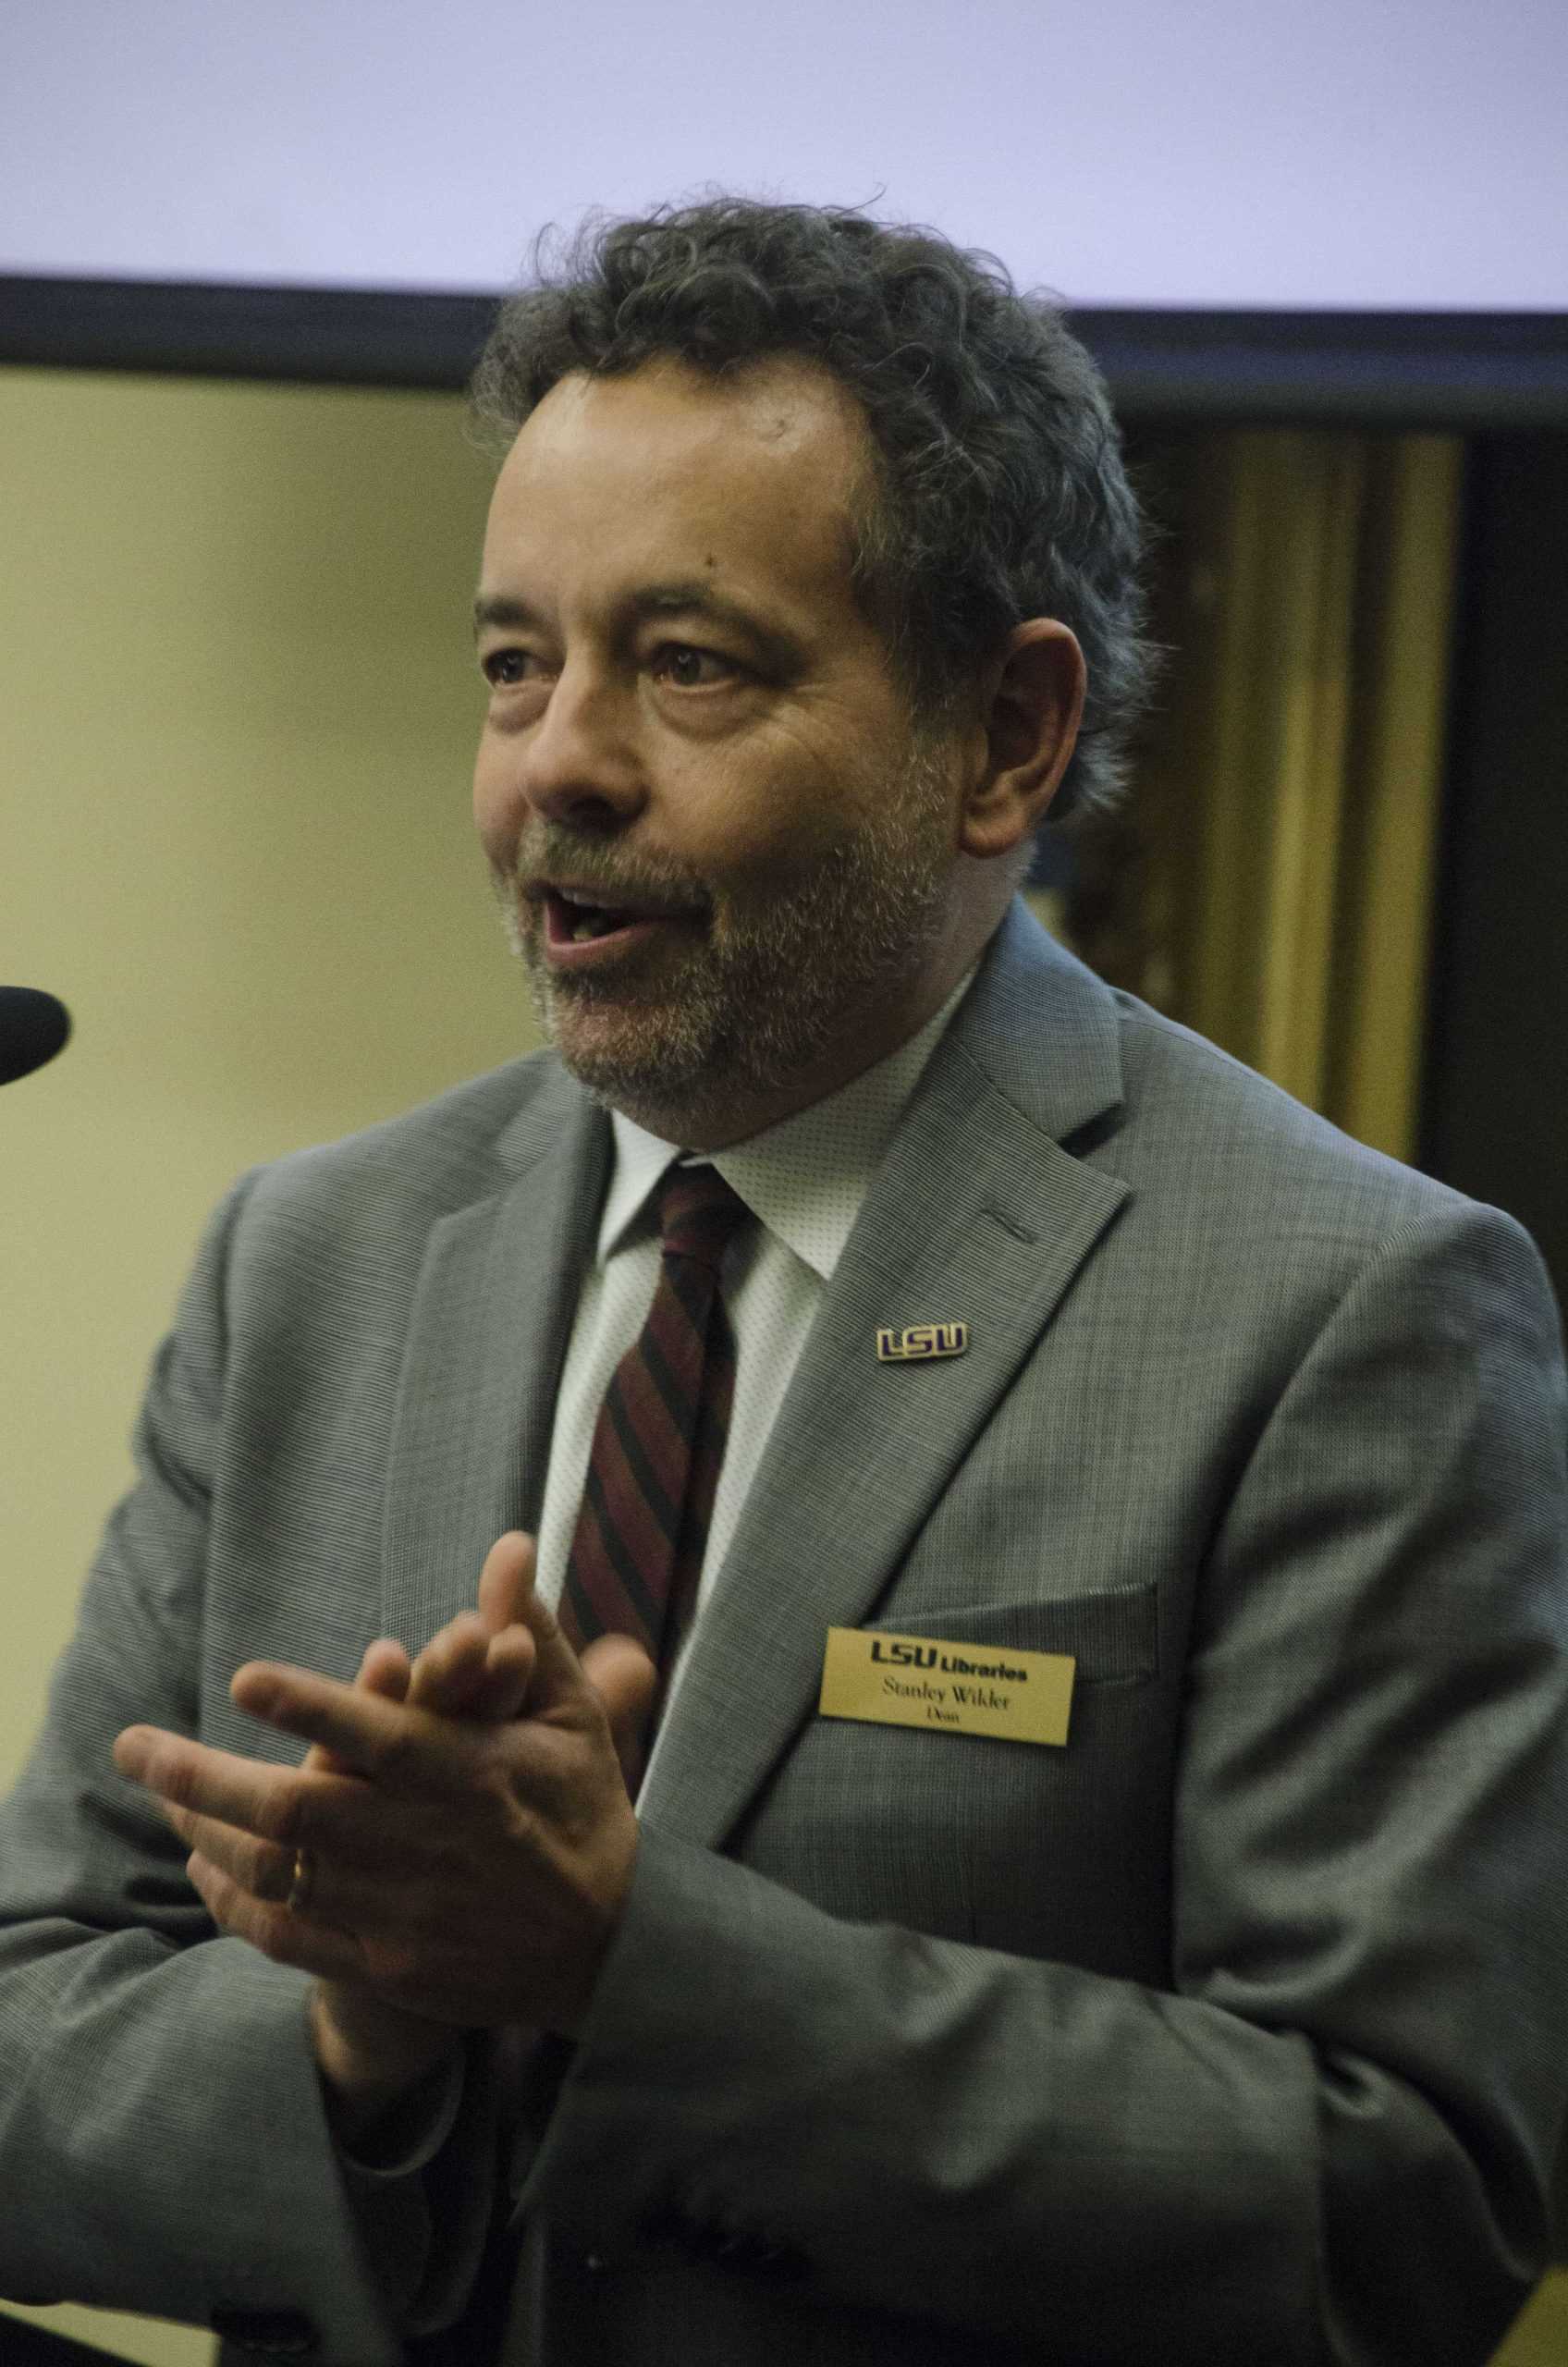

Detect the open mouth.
[
  {"left": 553, "top": 895, "right": 633, "bottom": 944},
  {"left": 543, "top": 885, "right": 697, "bottom": 954}
]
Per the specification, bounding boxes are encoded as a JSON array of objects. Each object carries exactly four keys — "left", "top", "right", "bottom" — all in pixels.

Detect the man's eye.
[
  {"left": 652, "top": 644, "right": 735, "bottom": 689},
  {"left": 481, "top": 649, "right": 544, "bottom": 687}
]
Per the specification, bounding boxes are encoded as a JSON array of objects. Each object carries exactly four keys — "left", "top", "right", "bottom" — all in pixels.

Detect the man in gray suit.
[{"left": 4, "top": 199, "right": 1568, "bottom": 2367}]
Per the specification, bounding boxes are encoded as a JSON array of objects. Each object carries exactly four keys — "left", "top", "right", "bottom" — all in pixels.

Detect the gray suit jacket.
[{"left": 3, "top": 906, "right": 1567, "bottom": 2367}]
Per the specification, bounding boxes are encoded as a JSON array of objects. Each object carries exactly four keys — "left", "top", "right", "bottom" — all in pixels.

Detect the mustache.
[{"left": 506, "top": 829, "right": 711, "bottom": 917}]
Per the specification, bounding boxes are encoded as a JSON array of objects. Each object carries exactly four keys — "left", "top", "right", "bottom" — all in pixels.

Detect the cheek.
[
  {"left": 472, "top": 744, "right": 517, "bottom": 866},
  {"left": 695, "top": 741, "right": 870, "bottom": 879}
]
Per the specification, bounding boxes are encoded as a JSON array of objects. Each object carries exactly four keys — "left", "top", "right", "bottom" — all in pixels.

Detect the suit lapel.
[
  {"left": 380, "top": 1069, "right": 610, "bottom": 1655},
  {"left": 642, "top": 909, "right": 1131, "bottom": 1848}
]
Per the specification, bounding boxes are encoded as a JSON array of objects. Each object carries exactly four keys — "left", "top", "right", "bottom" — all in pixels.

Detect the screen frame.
[{"left": 4, "top": 274, "right": 1566, "bottom": 427}]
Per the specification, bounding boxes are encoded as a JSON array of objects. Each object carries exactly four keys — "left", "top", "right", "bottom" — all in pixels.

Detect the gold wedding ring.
[{"left": 287, "top": 1845, "right": 315, "bottom": 1914}]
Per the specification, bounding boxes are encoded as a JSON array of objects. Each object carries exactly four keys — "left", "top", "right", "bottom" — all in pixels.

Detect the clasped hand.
[{"left": 113, "top": 1535, "right": 655, "bottom": 2060}]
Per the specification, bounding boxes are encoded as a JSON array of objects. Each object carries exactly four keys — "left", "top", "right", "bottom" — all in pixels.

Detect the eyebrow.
[
  {"left": 472, "top": 580, "right": 802, "bottom": 666},
  {"left": 472, "top": 592, "right": 545, "bottom": 639}
]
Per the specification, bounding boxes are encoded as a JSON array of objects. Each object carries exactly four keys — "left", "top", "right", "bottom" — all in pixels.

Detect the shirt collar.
[{"left": 596, "top": 967, "right": 977, "bottom": 1282}]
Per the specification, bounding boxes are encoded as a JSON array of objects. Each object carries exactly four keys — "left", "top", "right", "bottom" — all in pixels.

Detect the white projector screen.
[{"left": 2, "top": 0, "right": 1564, "bottom": 418}]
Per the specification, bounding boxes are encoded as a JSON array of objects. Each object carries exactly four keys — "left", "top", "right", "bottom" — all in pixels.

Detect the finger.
[
  {"left": 116, "top": 1724, "right": 329, "bottom": 1850},
  {"left": 476, "top": 1624, "right": 536, "bottom": 1720},
  {"left": 400, "top": 1535, "right": 536, "bottom": 1719},
  {"left": 161, "top": 1797, "right": 296, "bottom": 1904},
  {"left": 502, "top": 1576, "right": 599, "bottom": 1721},
  {"left": 229, "top": 1659, "right": 418, "bottom": 1773},
  {"left": 476, "top": 1531, "right": 538, "bottom": 1637},
  {"left": 580, "top": 1633, "right": 658, "bottom": 1788},
  {"left": 309, "top": 1638, "right": 412, "bottom": 1777},
  {"left": 358, "top": 1638, "right": 413, "bottom": 1701},
  {"left": 121, "top": 1711, "right": 439, "bottom": 1857},
  {"left": 186, "top": 1849, "right": 369, "bottom": 1983},
  {"left": 414, "top": 1623, "right": 536, "bottom": 1723},
  {"left": 406, "top": 1613, "right": 493, "bottom": 1713},
  {"left": 229, "top": 1660, "right": 488, "bottom": 1794}
]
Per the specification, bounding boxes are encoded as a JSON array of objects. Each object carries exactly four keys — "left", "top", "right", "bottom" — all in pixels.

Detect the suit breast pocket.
[{"left": 737, "top": 1586, "right": 1178, "bottom": 1985}]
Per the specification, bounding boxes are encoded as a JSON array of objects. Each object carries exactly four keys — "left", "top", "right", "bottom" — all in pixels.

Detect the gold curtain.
[{"left": 1062, "top": 428, "right": 1464, "bottom": 1163}]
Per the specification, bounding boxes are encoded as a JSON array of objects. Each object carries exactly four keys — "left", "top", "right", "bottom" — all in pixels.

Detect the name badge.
[{"left": 819, "top": 1626, "right": 1074, "bottom": 1747}]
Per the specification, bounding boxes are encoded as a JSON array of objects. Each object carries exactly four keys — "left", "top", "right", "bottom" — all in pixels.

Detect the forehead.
[{"left": 481, "top": 355, "right": 876, "bottom": 616}]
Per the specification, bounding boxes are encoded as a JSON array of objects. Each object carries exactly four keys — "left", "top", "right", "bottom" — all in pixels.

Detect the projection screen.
[{"left": 2, "top": 0, "right": 1564, "bottom": 420}]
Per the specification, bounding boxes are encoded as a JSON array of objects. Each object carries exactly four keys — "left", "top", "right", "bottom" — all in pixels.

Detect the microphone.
[{"left": 0, "top": 988, "right": 72, "bottom": 1085}]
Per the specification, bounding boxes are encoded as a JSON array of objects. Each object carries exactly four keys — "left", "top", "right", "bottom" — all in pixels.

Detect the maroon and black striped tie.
[
  {"left": 440, "top": 1168, "right": 749, "bottom": 2367},
  {"left": 559, "top": 1162, "right": 750, "bottom": 1696}
]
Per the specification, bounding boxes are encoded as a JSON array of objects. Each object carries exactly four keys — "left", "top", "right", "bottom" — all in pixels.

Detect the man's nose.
[{"left": 514, "top": 660, "right": 646, "bottom": 832}]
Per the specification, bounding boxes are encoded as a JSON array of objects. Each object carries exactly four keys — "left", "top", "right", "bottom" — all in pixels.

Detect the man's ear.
[{"left": 957, "top": 620, "right": 1085, "bottom": 860}]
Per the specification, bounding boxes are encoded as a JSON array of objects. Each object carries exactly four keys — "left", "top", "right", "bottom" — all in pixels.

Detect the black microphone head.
[{"left": 0, "top": 987, "right": 72, "bottom": 1085}]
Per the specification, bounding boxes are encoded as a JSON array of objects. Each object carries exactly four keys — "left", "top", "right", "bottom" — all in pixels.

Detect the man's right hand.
[{"left": 305, "top": 1533, "right": 654, "bottom": 2138}]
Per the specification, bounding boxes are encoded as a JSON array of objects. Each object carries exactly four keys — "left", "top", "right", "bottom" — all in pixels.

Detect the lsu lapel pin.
[{"left": 876, "top": 1322, "right": 969, "bottom": 1363}]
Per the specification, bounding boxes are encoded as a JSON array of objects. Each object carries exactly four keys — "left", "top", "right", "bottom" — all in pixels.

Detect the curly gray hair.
[{"left": 472, "top": 197, "right": 1156, "bottom": 817}]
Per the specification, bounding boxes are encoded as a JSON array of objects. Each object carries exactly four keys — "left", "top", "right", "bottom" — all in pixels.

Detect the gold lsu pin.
[{"left": 876, "top": 1322, "right": 969, "bottom": 1364}]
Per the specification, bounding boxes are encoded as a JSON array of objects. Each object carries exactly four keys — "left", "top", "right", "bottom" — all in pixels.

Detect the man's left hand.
[{"left": 113, "top": 1561, "right": 649, "bottom": 2040}]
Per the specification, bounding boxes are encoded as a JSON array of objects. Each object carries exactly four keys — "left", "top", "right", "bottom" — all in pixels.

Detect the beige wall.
[{"left": 0, "top": 365, "right": 541, "bottom": 2365}]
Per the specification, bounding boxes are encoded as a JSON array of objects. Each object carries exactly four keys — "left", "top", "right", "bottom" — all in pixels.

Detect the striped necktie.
[{"left": 559, "top": 1162, "right": 751, "bottom": 1698}]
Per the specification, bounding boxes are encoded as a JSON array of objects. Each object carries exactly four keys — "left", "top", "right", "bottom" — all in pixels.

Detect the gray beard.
[{"left": 494, "top": 752, "right": 954, "bottom": 1139}]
